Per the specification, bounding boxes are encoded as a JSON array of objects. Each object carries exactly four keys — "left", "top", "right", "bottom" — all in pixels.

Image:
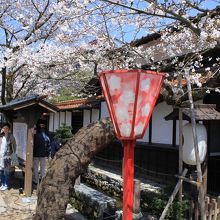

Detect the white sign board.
[{"left": 13, "top": 122, "right": 28, "bottom": 160}]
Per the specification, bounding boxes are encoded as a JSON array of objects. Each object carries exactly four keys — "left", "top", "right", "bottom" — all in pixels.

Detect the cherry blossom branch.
[
  {"left": 14, "top": 74, "right": 31, "bottom": 99},
  {"left": 101, "top": 0, "right": 176, "bottom": 19},
  {"left": 102, "top": 0, "right": 201, "bottom": 35}
]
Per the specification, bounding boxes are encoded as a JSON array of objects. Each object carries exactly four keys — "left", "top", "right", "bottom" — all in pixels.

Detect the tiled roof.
[
  {"left": 165, "top": 104, "right": 220, "bottom": 121},
  {"left": 55, "top": 98, "right": 88, "bottom": 110},
  {"left": 55, "top": 96, "right": 103, "bottom": 110}
]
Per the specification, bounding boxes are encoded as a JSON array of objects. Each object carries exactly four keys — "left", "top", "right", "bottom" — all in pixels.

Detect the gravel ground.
[
  {"left": 0, "top": 169, "right": 87, "bottom": 220},
  {"left": 0, "top": 187, "right": 36, "bottom": 220}
]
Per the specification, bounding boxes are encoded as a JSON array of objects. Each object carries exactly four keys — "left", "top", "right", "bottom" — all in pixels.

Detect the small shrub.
[
  {"left": 141, "top": 187, "right": 189, "bottom": 219},
  {"left": 166, "top": 200, "right": 189, "bottom": 220},
  {"left": 53, "top": 123, "right": 72, "bottom": 144}
]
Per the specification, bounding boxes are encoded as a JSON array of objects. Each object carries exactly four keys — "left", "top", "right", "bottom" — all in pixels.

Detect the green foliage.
[
  {"left": 166, "top": 200, "right": 189, "bottom": 220},
  {"left": 141, "top": 187, "right": 189, "bottom": 219},
  {"left": 53, "top": 123, "right": 73, "bottom": 144},
  {"left": 49, "top": 72, "right": 92, "bottom": 103},
  {"left": 141, "top": 190, "right": 167, "bottom": 216},
  {"left": 50, "top": 87, "right": 80, "bottom": 103}
]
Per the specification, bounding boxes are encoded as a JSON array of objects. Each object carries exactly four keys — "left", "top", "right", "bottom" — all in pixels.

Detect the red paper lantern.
[{"left": 99, "top": 69, "right": 164, "bottom": 220}]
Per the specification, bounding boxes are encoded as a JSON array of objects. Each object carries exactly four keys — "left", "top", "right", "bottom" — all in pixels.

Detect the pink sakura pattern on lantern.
[
  {"left": 99, "top": 76, "right": 118, "bottom": 133},
  {"left": 100, "top": 70, "right": 164, "bottom": 139},
  {"left": 106, "top": 72, "right": 137, "bottom": 137},
  {"left": 134, "top": 73, "right": 163, "bottom": 138}
]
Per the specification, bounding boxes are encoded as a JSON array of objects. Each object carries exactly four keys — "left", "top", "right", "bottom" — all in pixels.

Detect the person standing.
[
  {"left": 33, "top": 122, "right": 50, "bottom": 185},
  {"left": 0, "top": 123, "right": 16, "bottom": 191}
]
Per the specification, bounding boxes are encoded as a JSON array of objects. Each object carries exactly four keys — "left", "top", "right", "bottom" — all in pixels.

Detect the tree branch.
[
  {"left": 102, "top": 0, "right": 201, "bottom": 35},
  {"left": 101, "top": 0, "right": 176, "bottom": 19},
  {"left": 13, "top": 74, "right": 31, "bottom": 99}
]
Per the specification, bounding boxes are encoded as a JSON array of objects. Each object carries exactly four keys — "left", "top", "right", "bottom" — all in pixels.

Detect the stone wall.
[
  {"left": 72, "top": 165, "right": 163, "bottom": 219},
  {"left": 72, "top": 184, "right": 116, "bottom": 220},
  {"left": 82, "top": 166, "right": 123, "bottom": 198}
]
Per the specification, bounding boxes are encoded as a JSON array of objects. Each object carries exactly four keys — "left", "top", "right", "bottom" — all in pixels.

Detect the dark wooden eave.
[
  {"left": 0, "top": 95, "right": 58, "bottom": 113},
  {"left": 165, "top": 104, "right": 220, "bottom": 121},
  {"left": 80, "top": 77, "right": 102, "bottom": 96}
]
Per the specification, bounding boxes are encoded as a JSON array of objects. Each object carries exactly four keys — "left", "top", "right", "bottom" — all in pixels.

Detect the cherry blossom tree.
[
  {"left": 0, "top": 0, "right": 99, "bottom": 103},
  {"left": 0, "top": 0, "right": 216, "bottom": 219},
  {"left": 1, "top": 0, "right": 220, "bottom": 104}
]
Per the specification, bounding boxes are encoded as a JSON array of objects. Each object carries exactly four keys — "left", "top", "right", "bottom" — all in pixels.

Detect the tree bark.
[
  {"left": 33, "top": 118, "right": 115, "bottom": 220},
  {"left": 1, "top": 67, "right": 6, "bottom": 105},
  {"left": 6, "top": 73, "right": 14, "bottom": 102}
]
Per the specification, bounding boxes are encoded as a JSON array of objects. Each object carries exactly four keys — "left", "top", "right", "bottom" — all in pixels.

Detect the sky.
[{"left": 120, "top": 0, "right": 220, "bottom": 43}]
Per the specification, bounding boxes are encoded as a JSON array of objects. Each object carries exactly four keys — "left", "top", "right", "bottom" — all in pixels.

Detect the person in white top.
[
  {"left": 0, "top": 123, "right": 16, "bottom": 191},
  {"left": 0, "top": 134, "right": 7, "bottom": 171}
]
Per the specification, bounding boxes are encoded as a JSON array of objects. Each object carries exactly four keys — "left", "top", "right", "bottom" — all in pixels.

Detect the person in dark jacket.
[
  {"left": 50, "top": 137, "right": 62, "bottom": 159},
  {"left": 33, "top": 122, "right": 50, "bottom": 185}
]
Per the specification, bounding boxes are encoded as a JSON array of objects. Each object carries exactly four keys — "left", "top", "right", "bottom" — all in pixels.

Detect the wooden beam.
[
  {"left": 175, "top": 174, "right": 201, "bottom": 187},
  {"left": 133, "top": 179, "right": 141, "bottom": 214},
  {"left": 14, "top": 102, "right": 35, "bottom": 110},
  {"left": 38, "top": 103, "right": 57, "bottom": 113},
  {"left": 178, "top": 108, "right": 183, "bottom": 201},
  {"left": 24, "top": 128, "right": 34, "bottom": 196},
  {"left": 185, "top": 69, "right": 206, "bottom": 220}
]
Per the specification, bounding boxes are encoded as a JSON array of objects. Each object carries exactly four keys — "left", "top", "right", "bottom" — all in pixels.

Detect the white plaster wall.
[
  {"left": 92, "top": 109, "right": 99, "bottom": 122},
  {"left": 59, "top": 112, "right": 65, "bottom": 126},
  {"left": 101, "top": 102, "right": 109, "bottom": 118},
  {"left": 138, "top": 124, "right": 150, "bottom": 142},
  {"left": 83, "top": 110, "right": 91, "bottom": 127},
  {"left": 152, "top": 102, "right": 173, "bottom": 144},
  {"left": 54, "top": 112, "right": 60, "bottom": 131},
  {"left": 49, "top": 113, "right": 54, "bottom": 132},
  {"left": 65, "top": 111, "right": 72, "bottom": 126}
]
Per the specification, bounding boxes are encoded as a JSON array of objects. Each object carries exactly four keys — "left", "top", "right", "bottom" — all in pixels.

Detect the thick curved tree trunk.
[{"left": 33, "top": 118, "right": 115, "bottom": 220}]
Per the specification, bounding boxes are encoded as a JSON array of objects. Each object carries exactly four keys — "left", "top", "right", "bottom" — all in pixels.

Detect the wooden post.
[
  {"left": 189, "top": 199, "right": 194, "bottom": 220},
  {"left": 202, "top": 153, "right": 208, "bottom": 196},
  {"left": 179, "top": 107, "right": 183, "bottom": 201},
  {"left": 203, "top": 120, "right": 209, "bottom": 196},
  {"left": 208, "top": 197, "right": 213, "bottom": 220},
  {"left": 159, "top": 168, "right": 188, "bottom": 220},
  {"left": 24, "top": 128, "right": 34, "bottom": 196},
  {"left": 133, "top": 179, "right": 141, "bottom": 214},
  {"left": 205, "top": 196, "right": 209, "bottom": 219},
  {"left": 175, "top": 174, "right": 200, "bottom": 186},
  {"left": 213, "top": 198, "right": 217, "bottom": 220},
  {"left": 185, "top": 69, "right": 206, "bottom": 220},
  {"left": 190, "top": 172, "right": 199, "bottom": 220}
]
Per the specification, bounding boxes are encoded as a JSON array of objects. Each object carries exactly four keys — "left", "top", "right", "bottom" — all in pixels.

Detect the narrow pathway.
[
  {"left": 0, "top": 169, "right": 87, "bottom": 220},
  {"left": 0, "top": 188, "right": 87, "bottom": 220},
  {"left": 0, "top": 188, "right": 36, "bottom": 220}
]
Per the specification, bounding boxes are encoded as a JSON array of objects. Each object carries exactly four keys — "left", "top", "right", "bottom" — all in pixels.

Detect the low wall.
[
  {"left": 82, "top": 166, "right": 123, "bottom": 198},
  {"left": 71, "top": 165, "right": 163, "bottom": 219},
  {"left": 72, "top": 183, "right": 117, "bottom": 220}
]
